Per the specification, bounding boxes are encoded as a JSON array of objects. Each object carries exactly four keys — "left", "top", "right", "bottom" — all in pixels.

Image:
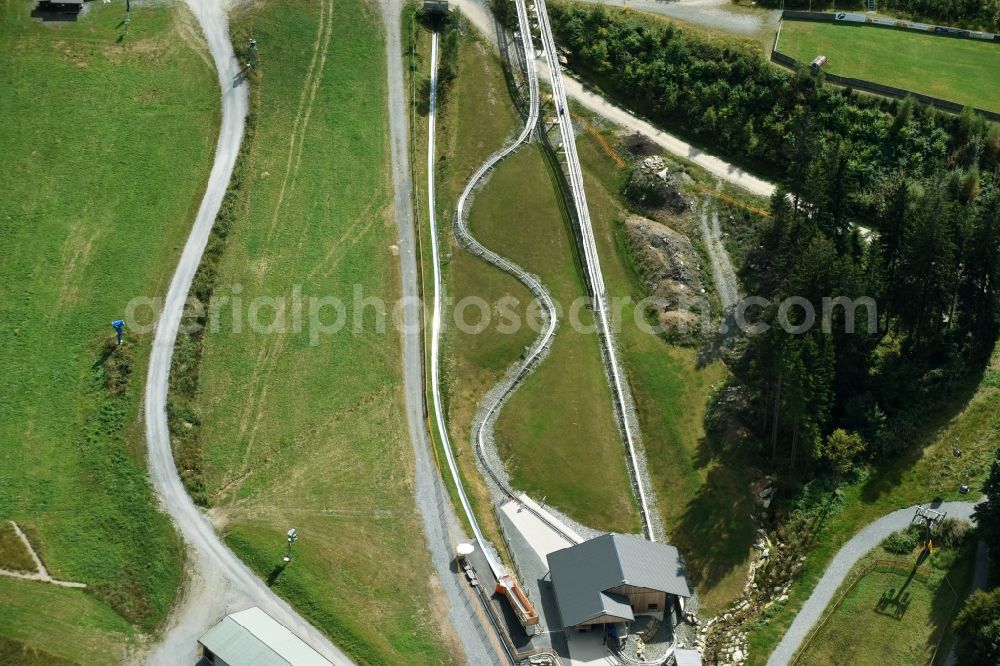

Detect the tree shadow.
[
  {"left": 30, "top": 2, "right": 81, "bottom": 22},
  {"left": 858, "top": 365, "right": 985, "bottom": 505},
  {"left": 266, "top": 561, "right": 287, "bottom": 586},
  {"left": 416, "top": 78, "right": 432, "bottom": 117},
  {"left": 924, "top": 542, "right": 976, "bottom": 656},
  {"left": 671, "top": 459, "right": 758, "bottom": 604}
]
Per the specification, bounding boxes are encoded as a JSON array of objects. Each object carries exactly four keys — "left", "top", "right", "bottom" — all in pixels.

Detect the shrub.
[
  {"left": 882, "top": 529, "right": 919, "bottom": 554},
  {"left": 622, "top": 167, "right": 668, "bottom": 208},
  {"left": 954, "top": 588, "right": 1000, "bottom": 665},
  {"left": 823, "top": 429, "right": 866, "bottom": 476},
  {"left": 935, "top": 518, "right": 970, "bottom": 549}
]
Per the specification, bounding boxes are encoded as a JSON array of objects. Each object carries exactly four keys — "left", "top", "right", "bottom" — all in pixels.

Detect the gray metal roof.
[
  {"left": 198, "top": 607, "right": 332, "bottom": 666},
  {"left": 547, "top": 534, "right": 691, "bottom": 627},
  {"left": 598, "top": 591, "right": 634, "bottom": 621}
]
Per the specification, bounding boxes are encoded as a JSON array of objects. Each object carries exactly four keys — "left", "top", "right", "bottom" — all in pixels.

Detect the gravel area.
[{"left": 573, "top": 0, "right": 779, "bottom": 37}]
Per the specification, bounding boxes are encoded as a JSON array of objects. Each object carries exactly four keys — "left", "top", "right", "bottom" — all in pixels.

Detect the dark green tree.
[
  {"left": 974, "top": 448, "right": 1000, "bottom": 551},
  {"left": 953, "top": 588, "right": 1000, "bottom": 665}
]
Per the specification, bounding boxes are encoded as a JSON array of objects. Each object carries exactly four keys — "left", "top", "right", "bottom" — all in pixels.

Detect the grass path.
[{"left": 777, "top": 21, "right": 1000, "bottom": 113}]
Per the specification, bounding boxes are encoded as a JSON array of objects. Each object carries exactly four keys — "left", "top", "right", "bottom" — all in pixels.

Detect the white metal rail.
[
  {"left": 533, "top": 0, "right": 656, "bottom": 541},
  {"left": 427, "top": 0, "right": 548, "bottom": 581}
]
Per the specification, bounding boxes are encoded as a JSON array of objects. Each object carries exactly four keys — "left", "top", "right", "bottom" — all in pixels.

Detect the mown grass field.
[
  {"left": 796, "top": 541, "right": 975, "bottom": 665},
  {"left": 749, "top": 345, "right": 1000, "bottom": 664},
  {"left": 777, "top": 20, "right": 1000, "bottom": 113},
  {"left": 0, "top": 1, "right": 218, "bottom": 661},
  {"left": 194, "top": 1, "right": 453, "bottom": 662}
]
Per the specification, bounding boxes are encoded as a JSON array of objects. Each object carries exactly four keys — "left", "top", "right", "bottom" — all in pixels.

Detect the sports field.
[
  {"left": 777, "top": 20, "right": 1000, "bottom": 113},
  {"left": 0, "top": 0, "right": 217, "bottom": 661}
]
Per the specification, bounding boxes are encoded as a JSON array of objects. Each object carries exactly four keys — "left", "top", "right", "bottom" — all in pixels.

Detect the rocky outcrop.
[
  {"left": 624, "top": 215, "right": 704, "bottom": 335},
  {"left": 622, "top": 156, "right": 693, "bottom": 215}
]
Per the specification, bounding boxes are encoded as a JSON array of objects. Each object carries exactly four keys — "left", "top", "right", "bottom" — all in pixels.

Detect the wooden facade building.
[{"left": 546, "top": 534, "right": 691, "bottom": 629}]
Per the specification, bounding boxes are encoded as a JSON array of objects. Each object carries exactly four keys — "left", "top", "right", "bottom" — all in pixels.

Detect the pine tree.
[{"left": 974, "top": 448, "right": 1000, "bottom": 551}]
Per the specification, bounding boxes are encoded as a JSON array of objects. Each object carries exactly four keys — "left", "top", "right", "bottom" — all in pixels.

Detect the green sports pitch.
[{"left": 776, "top": 19, "right": 1000, "bottom": 114}]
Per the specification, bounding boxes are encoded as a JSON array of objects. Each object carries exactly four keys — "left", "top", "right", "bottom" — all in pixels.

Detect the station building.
[{"left": 546, "top": 534, "right": 692, "bottom": 630}]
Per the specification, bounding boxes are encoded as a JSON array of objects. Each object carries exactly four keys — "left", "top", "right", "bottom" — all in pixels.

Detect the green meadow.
[
  {"left": 192, "top": 1, "right": 452, "bottom": 662},
  {"left": 778, "top": 20, "right": 1000, "bottom": 113},
  {"left": 0, "top": 0, "right": 217, "bottom": 661}
]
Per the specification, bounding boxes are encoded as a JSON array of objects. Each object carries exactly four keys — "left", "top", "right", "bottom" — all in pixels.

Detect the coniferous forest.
[{"left": 551, "top": 4, "right": 1000, "bottom": 473}]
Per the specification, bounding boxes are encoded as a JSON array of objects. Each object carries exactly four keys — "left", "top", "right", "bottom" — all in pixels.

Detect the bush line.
[{"left": 167, "top": 80, "right": 258, "bottom": 507}]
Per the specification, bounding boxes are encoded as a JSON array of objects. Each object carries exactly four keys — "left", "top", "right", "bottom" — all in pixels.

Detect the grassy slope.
[
  {"left": 196, "top": 1, "right": 451, "bottom": 663},
  {"left": 415, "top": 13, "right": 753, "bottom": 600},
  {"left": 0, "top": 1, "right": 217, "bottom": 661},
  {"left": 797, "top": 543, "right": 975, "bottom": 665},
  {"left": 0, "top": 523, "right": 36, "bottom": 573},
  {"left": 470, "top": 144, "right": 642, "bottom": 534},
  {"left": 408, "top": 17, "right": 639, "bottom": 533},
  {"left": 750, "top": 346, "right": 1000, "bottom": 664},
  {"left": 575, "top": 129, "right": 753, "bottom": 612},
  {"left": 408, "top": 19, "right": 536, "bottom": 547},
  {"left": 777, "top": 20, "right": 1000, "bottom": 113}
]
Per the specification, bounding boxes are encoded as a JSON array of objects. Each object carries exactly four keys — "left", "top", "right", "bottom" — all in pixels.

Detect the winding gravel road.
[
  {"left": 144, "top": 2, "right": 350, "bottom": 663},
  {"left": 766, "top": 501, "right": 978, "bottom": 666}
]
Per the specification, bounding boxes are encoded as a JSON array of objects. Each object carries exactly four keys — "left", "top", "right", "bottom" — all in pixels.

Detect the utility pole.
[{"left": 283, "top": 528, "right": 297, "bottom": 563}]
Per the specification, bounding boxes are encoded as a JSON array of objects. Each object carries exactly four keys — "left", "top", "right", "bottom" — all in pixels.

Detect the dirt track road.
[{"left": 143, "top": 2, "right": 351, "bottom": 663}]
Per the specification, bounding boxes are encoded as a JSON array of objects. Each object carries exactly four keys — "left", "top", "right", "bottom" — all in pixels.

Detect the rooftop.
[
  {"left": 199, "top": 607, "right": 333, "bottom": 666},
  {"left": 547, "top": 534, "right": 691, "bottom": 627}
]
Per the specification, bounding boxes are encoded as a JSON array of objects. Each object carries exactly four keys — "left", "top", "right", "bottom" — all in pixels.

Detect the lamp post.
[
  {"left": 248, "top": 37, "right": 257, "bottom": 69},
  {"left": 284, "top": 528, "right": 297, "bottom": 563}
]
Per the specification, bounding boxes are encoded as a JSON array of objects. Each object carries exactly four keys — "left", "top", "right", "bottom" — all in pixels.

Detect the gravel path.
[
  {"left": 575, "top": 0, "right": 780, "bottom": 37},
  {"left": 766, "top": 501, "right": 979, "bottom": 666},
  {"left": 0, "top": 522, "right": 86, "bottom": 588},
  {"left": 450, "top": 0, "right": 777, "bottom": 198},
  {"left": 699, "top": 197, "right": 741, "bottom": 311},
  {"left": 379, "top": 1, "right": 501, "bottom": 662},
  {"left": 143, "top": 3, "right": 353, "bottom": 663}
]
